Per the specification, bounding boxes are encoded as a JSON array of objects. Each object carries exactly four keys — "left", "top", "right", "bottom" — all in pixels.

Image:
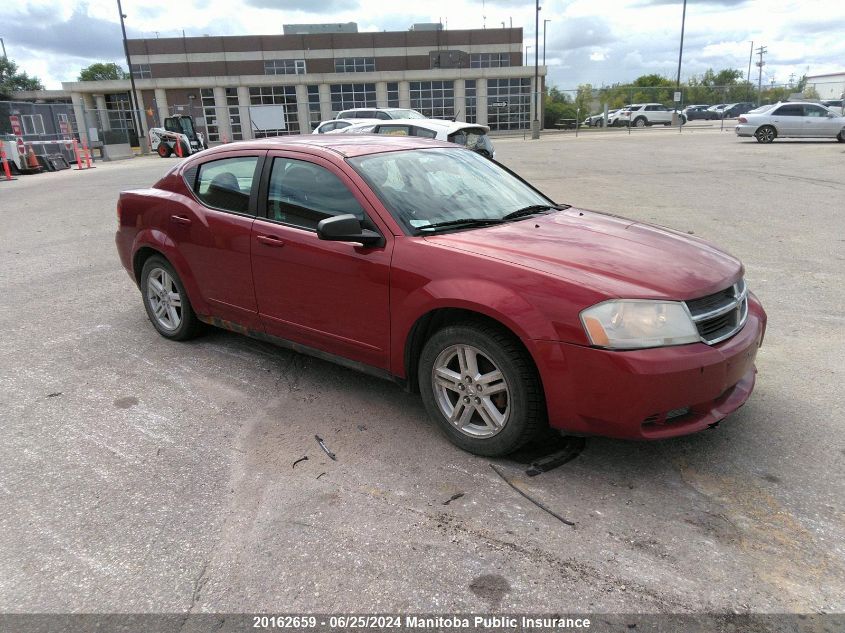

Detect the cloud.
[
  {"left": 244, "top": 0, "right": 358, "bottom": 10},
  {"left": 547, "top": 16, "right": 614, "bottom": 50}
]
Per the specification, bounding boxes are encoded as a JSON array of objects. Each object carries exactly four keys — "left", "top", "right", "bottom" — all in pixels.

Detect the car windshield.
[{"left": 348, "top": 148, "right": 555, "bottom": 234}]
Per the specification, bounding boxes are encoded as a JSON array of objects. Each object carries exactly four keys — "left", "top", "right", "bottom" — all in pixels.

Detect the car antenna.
[{"left": 452, "top": 107, "right": 461, "bottom": 122}]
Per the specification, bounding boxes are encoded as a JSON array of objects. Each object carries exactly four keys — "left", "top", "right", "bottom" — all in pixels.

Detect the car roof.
[
  {"left": 195, "top": 134, "right": 455, "bottom": 159},
  {"left": 339, "top": 107, "right": 409, "bottom": 113},
  {"left": 346, "top": 118, "right": 491, "bottom": 133}
]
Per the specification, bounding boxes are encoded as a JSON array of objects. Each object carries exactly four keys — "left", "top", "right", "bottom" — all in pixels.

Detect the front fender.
[{"left": 390, "top": 277, "right": 559, "bottom": 378}]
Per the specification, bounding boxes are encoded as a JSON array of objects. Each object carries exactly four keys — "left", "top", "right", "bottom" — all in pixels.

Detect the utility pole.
[
  {"left": 0, "top": 37, "right": 6, "bottom": 59},
  {"left": 117, "top": 0, "right": 143, "bottom": 148},
  {"left": 746, "top": 41, "right": 753, "bottom": 101},
  {"left": 755, "top": 44, "right": 767, "bottom": 106},
  {"left": 675, "top": 0, "right": 687, "bottom": 88},
  {"left": 788, "top": 72, "right": 795, "bottom": 87}
]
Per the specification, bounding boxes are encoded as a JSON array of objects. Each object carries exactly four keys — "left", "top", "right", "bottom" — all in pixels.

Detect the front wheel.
[
  {"left": 634, "top": 117, "right": 647, "bottom": 128},
  {"left": 755, "top": 125, "right": 776, "bottom": 143},
  {"left": 140, "top": 255, "right": 203, "bottom": 340},
  {"left": 837, "top": 131, "right": 844, "bottom": 142},
  {"left": 418, "top": 323, "right": 546, "bottom": 456}
]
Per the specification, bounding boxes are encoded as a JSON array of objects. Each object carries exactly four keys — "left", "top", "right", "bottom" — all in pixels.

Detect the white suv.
[{"left": 616, "top": 103, "right": 686, "bottom": 127}]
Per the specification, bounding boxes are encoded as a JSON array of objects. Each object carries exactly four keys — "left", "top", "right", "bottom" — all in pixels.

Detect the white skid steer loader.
[{"left": 149, "top": 115, "right": 208, "bottom": 158}]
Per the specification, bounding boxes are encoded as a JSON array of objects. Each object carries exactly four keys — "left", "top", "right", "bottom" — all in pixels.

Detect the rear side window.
[
  {"left": 773, "top": 105, "right": 803, "bottom": 117},
  {"left": 412, "top": 127, "right": 437, "bottom": 139},
  {"left": 266, "top": 158, "right": 365, "bottom": 230},
  {"left": 195, "top": 156, "right": 259, "bottom": 214}
]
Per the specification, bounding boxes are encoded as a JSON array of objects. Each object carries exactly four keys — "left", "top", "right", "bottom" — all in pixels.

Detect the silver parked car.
[{"left": 735, "top": 102, "right": 845, "bottom": 143}]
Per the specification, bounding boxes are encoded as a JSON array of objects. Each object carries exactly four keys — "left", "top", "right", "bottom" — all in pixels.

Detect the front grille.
[{"left": 685, "top": 279, "right": 748, "bottom": 345}]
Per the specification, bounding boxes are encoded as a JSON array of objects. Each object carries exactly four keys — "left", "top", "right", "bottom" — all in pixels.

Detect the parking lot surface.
[{"left": 1, "top": 128, "right": 843, "bottom": 614}]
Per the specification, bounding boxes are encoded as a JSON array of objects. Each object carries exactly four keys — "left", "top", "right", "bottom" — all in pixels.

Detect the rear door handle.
[
  {"left": 170, "top": 215, "right": 192, "bottom": 226},
  {"left": 256, "top": 234, "right": 285, "bottom": 247}
]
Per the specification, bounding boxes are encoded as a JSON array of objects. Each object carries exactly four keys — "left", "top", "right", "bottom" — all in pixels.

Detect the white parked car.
[
  {"left": 615, "top": 103, "right": 686, "bottom": 127},
  {"left": 735, "top": 102, "right": 845, "bottom": 143},
  {"left": 583, "top": 109, "right": 621, "bottom": 127},
  {"left": 335, "top": 107, "right": 426, "bottom": 120},
  {"left": 313, "top": 118, "right": 379, "bottom": 134},
  {"left": 328, "top": 118, "right": 496, "bottom": 157}
]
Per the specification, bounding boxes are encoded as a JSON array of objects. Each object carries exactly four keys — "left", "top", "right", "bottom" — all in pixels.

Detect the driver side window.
[{"left": 266, "top": 158, "right": 365, "bottom": 231}]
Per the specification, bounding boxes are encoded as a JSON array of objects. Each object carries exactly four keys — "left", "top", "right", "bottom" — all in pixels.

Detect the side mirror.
[{"left": 317, "top": 214, "right": 384, "bottom": 248}]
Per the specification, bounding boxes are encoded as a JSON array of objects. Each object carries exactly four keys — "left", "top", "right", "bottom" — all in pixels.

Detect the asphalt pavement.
[{"left": 1, "top": 127, "right": 843, "bottom": 616}]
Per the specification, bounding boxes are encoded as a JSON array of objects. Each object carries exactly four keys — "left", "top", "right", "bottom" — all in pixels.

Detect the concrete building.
[
  {"left": 58, "top": 23, "right": 546, "bottom": 147},
  {"left": 806, "top": 72, "right": 845, "bottom": 100}
]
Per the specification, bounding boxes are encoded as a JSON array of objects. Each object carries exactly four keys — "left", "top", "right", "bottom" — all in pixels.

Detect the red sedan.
[{"left": 115, "top": 136, "right": 766, "bottom": 456}]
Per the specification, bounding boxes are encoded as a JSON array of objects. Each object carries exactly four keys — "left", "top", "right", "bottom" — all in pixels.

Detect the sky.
[{"left": 3, "top": 0, "right": 844, "bottom": 92}]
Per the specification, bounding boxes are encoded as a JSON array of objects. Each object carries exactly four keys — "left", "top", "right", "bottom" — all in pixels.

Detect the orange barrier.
[
  {"left": 1, "top": 148, "right": 14, "bottom": 181},
  {"left": 26, "top": 144, "right": 43, "bottom": 171},
  {"left": 82, "top": 140, "right": 93, "bottom": 168}
]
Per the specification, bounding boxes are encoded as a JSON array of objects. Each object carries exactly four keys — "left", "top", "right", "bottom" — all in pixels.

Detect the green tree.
[
  {"left": 0, "top": 57, "right": 44, "bottom": 98},
  {"left": 78, "top": 62, "right": 127, "bottom": 81}
]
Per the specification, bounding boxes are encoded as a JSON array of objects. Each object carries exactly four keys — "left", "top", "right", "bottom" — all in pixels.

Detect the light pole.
[
  {"left": 675, "top": 0, "right": 687, "bottom": 88},
  {"left": 543, "top": 19, "right": 551, "bottom": 66},
  {"left": 0, "top": 38, "right": 6, "bottom": 59},
  {"left": 532, "top": 0, "right": 540, "bottom": 139},
  {"left": 117, "top": 0, "right": 143, "bottom": 147},
  {"left": 525, "top": 45, "right": 531, "bottom": 61}
]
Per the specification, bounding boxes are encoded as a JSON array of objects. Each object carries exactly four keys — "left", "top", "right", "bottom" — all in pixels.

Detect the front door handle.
[
  {"left": 256, "top": 234, "right": 285, "bottom": 247},
  {"left": 170, "top": 214, "right": 192, "bottom": 226}
]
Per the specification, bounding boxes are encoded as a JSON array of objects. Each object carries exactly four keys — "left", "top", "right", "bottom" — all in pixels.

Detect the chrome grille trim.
[{"left": 684, "top": 279, "right": 749, "bottom": 345}]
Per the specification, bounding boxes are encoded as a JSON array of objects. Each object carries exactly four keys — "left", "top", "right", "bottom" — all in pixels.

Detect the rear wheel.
[
  {"left": 140, "top": 255, "right": 203, "bottom": 341},
  {"left": 755, "top": 125, "right": 776, "bottom": 143},
  {"left": 838, "top": 131, "right": 844, "bottom": 142},
  {"left": 157, "top": 143, "right": 172, "bottom": 158},
  {"left": 418, "top": 322, "right": 545, "bottom": 456}
]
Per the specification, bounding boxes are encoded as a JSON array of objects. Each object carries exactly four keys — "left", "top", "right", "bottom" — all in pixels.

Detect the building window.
[
  {"left": 470, "top": 53, "right": 510, "bottom": 68},
  {"left": 334, "top": 57, "right": 375, "bottom": 73},
  {"left": 409, "top": 81, "right": 454, "bottom": 119},
  {"left": 130, "top": 64, "right": 151, "bottom": 79},
  {"left": 486, "top": 78, "right": 530, "bottom": 130},
  {"left": 465, "top": 80, "right": 476, "bottom": 123},
  {"left": 104, "top": 93, "right": 136, "bottom": 132},
  {"left": 329, "top": 83, "right": 377, "bottom": 115},
  {"left": 225, "top": 88, "right": 242, "bottom": 141},
  {"left": 200, "top": 89, "right": 220, "bottom": 142},
  {"left": 307, "top": 85, "right": 322, "bottom": 130},
  {"left": 21, "top": 114, "right": 46, "bottom": 136},
  {"left": 387, "top": 82, "right": 399, "bottom": 108},
  {"left": 249, "top": 85, "right": 299, "bottom": 136},
  {"left": 264, "top": 59, "right": 306, "bottom": 75}
]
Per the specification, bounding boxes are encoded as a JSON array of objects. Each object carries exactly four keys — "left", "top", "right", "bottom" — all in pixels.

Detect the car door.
[
  {"left": 769, "top": 104, "right": 803, "bottom": 136},
  {"left": 175, "top": 151, "right": 264, "bottom": 328},
  {"left": 802, "top": 104, "right": 839, "bottom": 136},
  {"left": 250, "top": 152, "right": 394, "bottom": 370}
]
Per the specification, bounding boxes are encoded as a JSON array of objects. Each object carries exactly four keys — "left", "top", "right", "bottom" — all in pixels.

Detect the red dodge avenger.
[{"left": 116, "top": 136, "right": 766, "bottom": 456}]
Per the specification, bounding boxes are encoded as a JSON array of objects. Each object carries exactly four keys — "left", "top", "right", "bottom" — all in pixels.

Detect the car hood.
[{"left": 424, "top": 208, "right": 743, "bottom": 300}]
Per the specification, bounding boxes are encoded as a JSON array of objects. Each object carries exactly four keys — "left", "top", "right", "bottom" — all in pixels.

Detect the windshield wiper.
[
  {"left": 418, "top": 218, "right": 505, "bottom": 232},
  {"left": 502, "top": 204, "right": 568, "bottom": 221}
]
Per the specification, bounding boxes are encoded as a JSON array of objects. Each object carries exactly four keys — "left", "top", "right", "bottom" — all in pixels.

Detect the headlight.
[{"left": 580, "top": 300, "right": 700, "bottom": 349}]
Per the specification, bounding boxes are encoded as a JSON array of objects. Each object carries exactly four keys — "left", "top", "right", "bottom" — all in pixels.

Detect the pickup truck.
[{"left": 616, "top": 103, "right": 686, "bottom": 127}]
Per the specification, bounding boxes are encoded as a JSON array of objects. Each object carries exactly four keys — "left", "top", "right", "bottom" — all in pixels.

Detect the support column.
[
  {"left": 70, "top": 92, "right": 89, "bottom": 147},
  {"left": 375, "top": 81, "right": 388, "bottom": 108},
  {"left": 318, "top": 83, "right": 332, "bottom": 120},
  {"left": 154, "top": 88, "right": 169, "bottom": 126},
  {"left": 399, "top": 81, "right": 411, "bottom": 108},
  {"left": 453, "top": 79, "right": 466, "bottom": 121},
  {"left": 94, "top": 94, "right": 111, "bottom": 131},
  {"left": 237, "top": 86, "right": 253, "bottom": 140},
  {"left": 294, "top": 84, "right": 310, "bottom": 134},
  {"left": 476, "top": 79, "right": 488, "bottom": 126},
  {"left": 213, "top": 86, "right": 232, "bottom": 142}
]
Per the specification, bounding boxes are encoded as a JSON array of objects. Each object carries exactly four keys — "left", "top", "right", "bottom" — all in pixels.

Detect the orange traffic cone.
[{"left": 26, "top": 145, "right": 42, "bottom": 171}]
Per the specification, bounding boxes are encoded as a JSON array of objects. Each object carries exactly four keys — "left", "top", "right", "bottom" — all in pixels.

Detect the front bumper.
[{"left": 533, "top": 295, "right": 767, "bottom": 440}]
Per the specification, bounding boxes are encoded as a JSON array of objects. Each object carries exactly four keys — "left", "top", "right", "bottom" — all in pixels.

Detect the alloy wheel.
[
  {"left": 431, "top": 344, "right": 510, "bottom": 438},
  {"left": 146, "top": 267, "right": 183, "bottom": 331}
]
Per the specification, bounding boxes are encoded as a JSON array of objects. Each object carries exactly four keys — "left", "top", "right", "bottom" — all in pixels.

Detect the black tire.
[
  {"left": 418, "top": 322, "right": 546, "bottom": 456},
  {"left": 140, "top": 255, "right": 203, "bottom": 341},
  {"left": 755, "top": 125, "right": 776, "bottom": 143},
  {"left": 178, "top": 141, "right": 190, "bottom": 157},
  {"left": 837, "top": 131, "right": 844, "bottom": 142},
  {"left": 157, "top": 143, "right": 172, "bottom": 158},
  {"left": 634, "top": 117, "right": 647, "bottom": 128}
]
